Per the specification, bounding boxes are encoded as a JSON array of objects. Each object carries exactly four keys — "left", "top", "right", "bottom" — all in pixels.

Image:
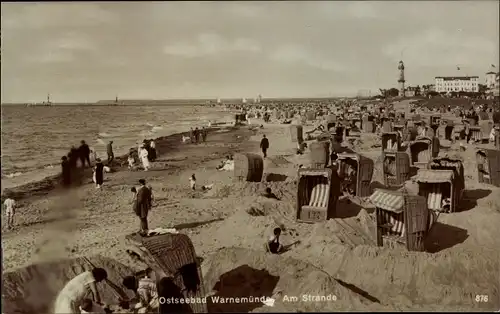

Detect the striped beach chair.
[
  {"left": 414, "top": 169, "right": 456, "bottom": 213},
  {"left": 296, "top": 167, "right": 336, "bottom": 223},
  {"left": 371, "top": 188, "right": 430, "bottom": 252},
  {"left": 124, "top": 233, "right": 207, "bottom": 313}
]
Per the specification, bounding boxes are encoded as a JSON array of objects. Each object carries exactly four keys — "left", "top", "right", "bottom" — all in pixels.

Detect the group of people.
[
  {"left": 53, "top": 265, "right": 163, "bottom": 314},
  {"left": 189, "top": 127, "right": 208, "bottom": 144},
  {"left": 128, "top": 139, "right": 157, "bottom": 171}
]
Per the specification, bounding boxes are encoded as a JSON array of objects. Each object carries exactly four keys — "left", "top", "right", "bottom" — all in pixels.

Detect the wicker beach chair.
[
  {"left": 296, "top": 167, "right": 337, "bottom": 223},
  {"left": 371, "top": 188, "right": 435, "bottom": 252},
  {"left": 381, "top": 132, "right": 401, "bottom": 153},
  {"left": 337, "top": 152, "right": 374, "bottom": 198},
  {"left": 476, "top": 149, "right": 500, "bottom": 187},
  {"left": 409, "top": 136, "right": 439, "bottom": 168},
  {"left": 124, "top": 233, "right": 207, "bottom": 313},
  {"left": 414, "top": 169, "right": 458, "bottom": 214},
  {"left": 427, "top": 157, "right": 465, "bottom": 213},
  {"left": 382, "top": 151, "right": 411, "bottom": 188}
]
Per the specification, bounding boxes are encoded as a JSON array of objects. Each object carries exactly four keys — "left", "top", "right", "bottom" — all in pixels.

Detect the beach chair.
[
  {"left": 414, "top": 169, "right": 456, "bottom": 214},
  {"left": 409, "top": 136, "right": 438, "bottom": 168},
  {"left": 467, "top": 125, "right": 482, "bottom": 143},
  {"left": 381, "top": 132, "right": 401, "bottom": 153},
  {"left": 352, "top": 116, "right": 362, "bottom": 131},
  {"left": 476, "top": 149, "right": 500, "bottom": 187},
  {"left": 479, "top": 121, "right": 493, "bottom": 143},
  {"left": 371, "top": 188, "right": 434, "bottom": 252},
  {"left": 124, "top": 233, "right": 207, "bottom": 313},
  {"left": 382, "top": 151, "right": 411, "bottom": 188},
  {"left": 429, "top": 114, "right": 441, "bottom": 127},
  {"left": 296, "top": 167, "right": 337, "bottom": 223},
  {"left": 381, "top": 120, "right": 393, "bottom": 132},
  {"left": 444, "top": 120, "right": 455, "bottom": 141},
  {"left": 337, "top": 152, "right": 374, "bottom": 197},
  {"left": 427, "top": 157, "right": 465, "bottom": 213}
]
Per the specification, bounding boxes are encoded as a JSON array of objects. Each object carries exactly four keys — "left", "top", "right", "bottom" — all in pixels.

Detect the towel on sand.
[{"left": 147, "top": 228, "right": 179, "bottom": 236}]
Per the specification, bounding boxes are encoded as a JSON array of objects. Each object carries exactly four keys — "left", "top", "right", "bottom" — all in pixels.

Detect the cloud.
[
  {"left": 163, "top": 33, "right": 262, "bottom": 57},
  {"left": 1, "top": 3, "right": 118, "bottom": 30},
  {"left": 24, "top": 33, "right": 96, "bottom": 64},
  {"left": 382, "top": 28, "right": 497, "bottom": 67},
  {"left": 270, "top": 45, "right": 348, "bottom": 72}
]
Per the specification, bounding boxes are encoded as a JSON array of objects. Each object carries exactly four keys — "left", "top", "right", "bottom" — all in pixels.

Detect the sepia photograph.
[{"left": 1, "top": 1, "right": 499, "bottom": 313}]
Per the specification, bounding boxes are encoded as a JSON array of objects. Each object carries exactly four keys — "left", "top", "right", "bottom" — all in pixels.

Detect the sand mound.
[
  {"left": 212, "top": 181, "right": 296, "bottom": 204},
  {"left": 287, "top": 244, "right": 499, "bottom": 311},
  {"left": 3, "top": 255, "right": 135, "bottom": 314},
  {"left": 201, "top": 247, "right": 387, "bottom": 312},
  {"left": 303, "top": 209, "right": 377, "bottom": 248}
]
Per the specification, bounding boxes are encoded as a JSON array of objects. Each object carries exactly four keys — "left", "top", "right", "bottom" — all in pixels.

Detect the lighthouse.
[{"left": 398, "top": 60, "right": 406, "bottom": 97}]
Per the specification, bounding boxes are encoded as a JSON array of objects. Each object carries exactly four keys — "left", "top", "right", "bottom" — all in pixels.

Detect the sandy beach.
[{"left": 2, "top": 112, "right": 500, "bottom": 312}]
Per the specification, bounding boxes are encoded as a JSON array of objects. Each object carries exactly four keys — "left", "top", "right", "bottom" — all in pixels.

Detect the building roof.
[{"left": 435, "top": 76, "right": 479, "bottom": 80}]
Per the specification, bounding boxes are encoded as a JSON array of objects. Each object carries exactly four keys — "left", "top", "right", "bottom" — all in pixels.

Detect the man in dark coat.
[
  {"left": 61, "top": 156, "right": 71, "bottom": 187},
  {"left": 135, "top": 179, "right": 152, "bottom": 236},
  {"left": 106, "top": 141, "right": 114, "bottom": 165},
  {"left": 260, "top": 134, "right": 269, "bottom": 158},
  {"left": 79, "top": 140, "right": 91, "bottom": 168}
]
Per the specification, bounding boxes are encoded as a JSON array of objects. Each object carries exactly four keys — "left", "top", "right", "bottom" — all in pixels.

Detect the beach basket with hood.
[
  {"left": 309, "top": 141, "right": 330, "bottom": 168},
  {"left": 290, "top": 125, "right": 304, "bottom": 143},
  {"left": 324, "top": 115, "right": 337, "bottom": 131},
  {"left": 476, "top": 148, "right": 500, "bottom": 187},
  {"left": 234, "top": 153, "right": 264, "bottom": 182},
  {"left": 414, "top": 168, "right": 457, "bottom": 213},
  {"left": 429, "top": 114, "right": 441, "bottom": 127},
  {"left": 124, "top": 233, "right": 207, "bottom": 313},
  {"left": 337, "top": 152, "right": 374, "bottom": 197},
  {"left": 362, "top": 116, "right": 375, "bottom": 133},
  {"left": 296, "top": 167, "right": 338, "bottom": 223},
  {"left": 306, "top": 111, "right": 316, "bottom": 121},
  {"left": 381, "top": 132, "right": 401, "bottom": 153},
  {"left": 371, "top": 188, "right": 435, "bottom": 252},
  {"left": 351, "top": 116, "right": 362, "bottom": 131},
  {"left": 426, "top": 157, "right": 465, "bottom": 213},
  {"left": 444, "top": 120, "right": 455, "bottom": 140},
  {"left": 466, "top": 123, "right": 482, "bottom": 142},
  {"left": 479, "top": 120, "right": 493, "bottom": 142},
  {"left": 409, "top": 136, "right": 439, "bottom": 168},
  {"left": 394, "top": 116, "right": 407, "bottom": 130},
  {"left": 381, "top": 119, "right": 393, "bottom": 132},
  {"left": 382, "top": 151, "right": 411, "bottom": 188}
]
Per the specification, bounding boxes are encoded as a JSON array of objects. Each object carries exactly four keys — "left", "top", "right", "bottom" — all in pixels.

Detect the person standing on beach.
[
  {"left": 3, "top": 197, "right": 16, "bottom": 230},
  {"left": 201, "top": 127, "right": 208, "bottom": 142},
  {"left": 260, "top": 134, "right": 269, "bottom": 158},
  {"left": 106, "top": 141, "right": 114, "bottom": 165},
  {"left": 135, "top": 179, "right": 152, "bottom": 236},
  {"left": 94, "top": 158, "right": 104, "bottom": 189},
  {"left": 139, "top": 145, "right": 150, "bottom": 171},
  {"left": 194, "top": 127, "right": 200, "bottom": 143},
  {"left": 149, "top": 139, "right": 157, "bottom": 161},
  {"left": 79, "top": 140, "right": 91, "bottom": 168},
  {"left": 68, "top": 146, "right": 79, "bottom": 169},
  {"left": 61, "top": 156, "right": 72, "bottom": 187}
]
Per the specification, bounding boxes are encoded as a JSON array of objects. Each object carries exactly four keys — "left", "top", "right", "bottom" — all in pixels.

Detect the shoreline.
[{"left": 1, "top": 124, "right": 235, "bottom": 202}]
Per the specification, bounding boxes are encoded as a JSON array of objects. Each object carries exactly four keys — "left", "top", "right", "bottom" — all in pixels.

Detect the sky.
[{"left": 1, "top": 1, "right": 499, "bottom": 103}]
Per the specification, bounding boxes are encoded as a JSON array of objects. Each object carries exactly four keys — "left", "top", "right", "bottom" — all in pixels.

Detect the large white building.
[
  {"left": 434, "top": 76, "right": 479, "bottom": 93},
  {"left": 485, "top": 71, "right": 497, "bottom": 89}
]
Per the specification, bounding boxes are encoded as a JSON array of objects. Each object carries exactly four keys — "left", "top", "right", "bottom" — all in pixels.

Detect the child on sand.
[
  {"left": 265, "top": 227, "right": 283, "bottom": 254},
  {"left": 128, "top": 152, "right": 135, "bottom": 170},
  {"left": 3, "top": 197, "right": 16, "bottom": 230},
  {"left": 189, "top": 174, "right": 196, "bottom": 190}
]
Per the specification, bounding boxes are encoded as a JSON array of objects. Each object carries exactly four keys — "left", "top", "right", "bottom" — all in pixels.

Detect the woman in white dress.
[
  {"left": 139, "top": 146, "right": 150, "bottom": 171},
  {"left": 53, "top": 268, "right": 108, "bottom": 314}
]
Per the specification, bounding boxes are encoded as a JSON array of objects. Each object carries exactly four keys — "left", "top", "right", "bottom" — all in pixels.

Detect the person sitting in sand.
[
  {"left": 201, "top": 184, "right": 214, "bottom": 191},
  {"left": 189, "top": 174, "right": 196, "bottom": 190},
  {"left": 79, "top": 298, "right": 106, "bottom": 314},
  {"left": 122, "top": 275, "right": 159, "bottom": 314},
  {"left": 262, "top": 187, "right": 279, "bottom": 200},
  {"left": 265, "top": 228, "right": 283, "bottom": 254},
  {"left": 128, "top": 151, "right": 136, "bottom": 170},
  {"left": 53, "top": 268, "right": 108, "bottom": 314}
]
